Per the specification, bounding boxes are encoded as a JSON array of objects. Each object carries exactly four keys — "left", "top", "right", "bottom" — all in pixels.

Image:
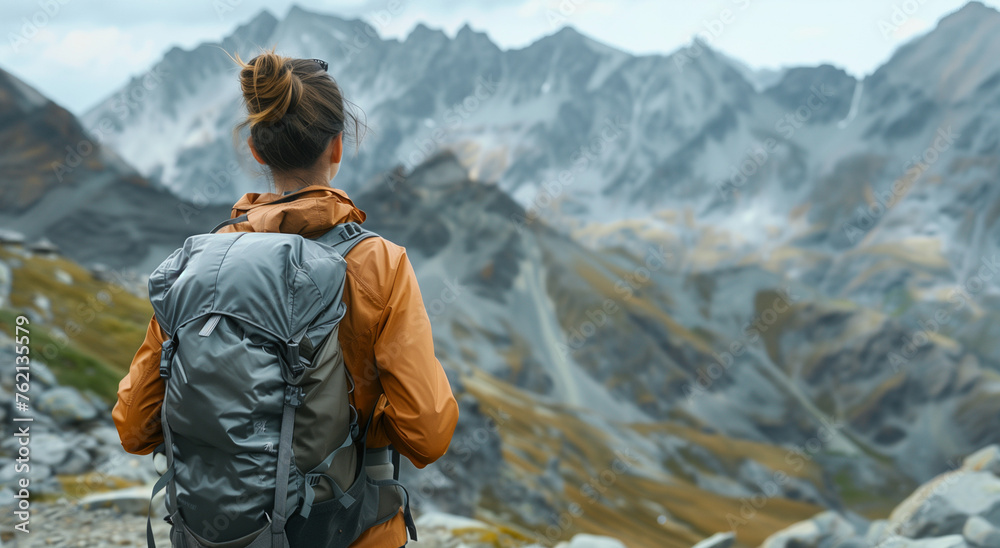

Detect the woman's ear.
[
  {"left": 247, "top": 137, "right": 266, "bottom": 165},
  {"left": 330, "top": 133, "right": 344, "bottom": 164},
  {"left": 326, "top": 133, "right": 344, "bottom": 182}
]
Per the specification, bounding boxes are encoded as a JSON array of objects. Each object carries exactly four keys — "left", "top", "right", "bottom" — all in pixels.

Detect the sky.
[{"left": 0, "top": 0, "right": 994, "bottom": 115}]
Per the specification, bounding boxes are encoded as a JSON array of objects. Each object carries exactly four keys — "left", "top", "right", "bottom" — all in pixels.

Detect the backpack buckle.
[
  {"left": 285, "top": 342, "right": 305, "bottom": 376},
  {"left": 159, "top": 339, "right": 176, "bottom": 379},
  {"left": 340, "top": 222, "right": 360, "bottom": 239},
  {"left": 284, "top": 386, "right": 306, "bottom": 408}
]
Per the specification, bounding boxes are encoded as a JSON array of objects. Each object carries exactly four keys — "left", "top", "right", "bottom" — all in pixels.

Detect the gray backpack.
[{"left": 145, "top": 217, "right": 417, "bottom": 548}]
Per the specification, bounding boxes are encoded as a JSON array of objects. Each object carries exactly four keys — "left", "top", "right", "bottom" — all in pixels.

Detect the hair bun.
[
  {"left": 235, "top": 50, "right": 302, "bottom": 127},
  {"left": 230, "top": 48, "right": 368, "bottom": 174}
]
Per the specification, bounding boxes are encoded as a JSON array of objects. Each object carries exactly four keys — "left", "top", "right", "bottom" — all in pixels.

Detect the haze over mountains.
[
  {"left": 80, "top": 3, "right": 1000, "bottom": 228},
  {"left": 1, "top": 2, "right": 1000, "bottom": 547},
  {"left": 77, "top": 2, "right": 1000, "bottom": 311}
]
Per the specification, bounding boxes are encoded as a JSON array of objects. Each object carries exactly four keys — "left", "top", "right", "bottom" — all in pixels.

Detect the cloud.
[
  {"left": 3, "top": 0, "right": 999, "bottom": 114},
  {"left": 36, "top": 27, "right": 157, "bottom": 73},
  {"left": 891, "top": 16, "right": 932, "bottom": 41},
  {"left": 0, "top": 16, "right": 230, "bottom": 113},
  {"left": 792, "top": 26, "right": 831, "bottom": 40}
]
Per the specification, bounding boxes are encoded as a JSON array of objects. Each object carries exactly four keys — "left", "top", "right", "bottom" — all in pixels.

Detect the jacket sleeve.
[
  {"left": 112, "top": 314, "right": 167, "bottom": 455},
  {"left": 367, "top": 251, "right": 459, "bottom": 468}
]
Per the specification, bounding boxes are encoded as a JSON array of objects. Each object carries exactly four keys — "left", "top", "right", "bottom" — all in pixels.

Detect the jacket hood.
[{"left": 222, "top": 185, "right": 366, "bottom": 238}]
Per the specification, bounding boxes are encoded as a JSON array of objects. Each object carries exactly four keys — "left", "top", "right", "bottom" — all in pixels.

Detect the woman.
[{"left": 112, "top": 50, "right": 459, "bottom": 548}]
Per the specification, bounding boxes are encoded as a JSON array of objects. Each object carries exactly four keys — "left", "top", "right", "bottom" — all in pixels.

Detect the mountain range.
[
  {"left": 77, "top": 1, "right": 1000, "bottom": 315},
  {"left": 2, "top": 2, "right": 1000, "bottom": 547}
]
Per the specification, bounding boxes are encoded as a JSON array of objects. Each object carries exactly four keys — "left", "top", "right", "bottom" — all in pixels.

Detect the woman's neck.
[{"left": 273, "top": 174, "right": 331, "bottom": 194}]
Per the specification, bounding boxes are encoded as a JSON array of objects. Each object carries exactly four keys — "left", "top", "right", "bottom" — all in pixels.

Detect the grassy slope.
[
  {"left": 0, "top": 245, "right": 151, "bottom": 402},
  {"left": 462, "top": 370, "right": 824, "bottom": 548}
]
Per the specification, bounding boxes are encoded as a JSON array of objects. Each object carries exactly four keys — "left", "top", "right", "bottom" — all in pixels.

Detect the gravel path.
[{"left": 0, "top": 500, "right": 170, "bottom": 547}]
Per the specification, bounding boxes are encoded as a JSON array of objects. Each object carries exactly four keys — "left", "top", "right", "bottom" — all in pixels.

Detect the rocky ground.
[
  {"left": 757, "top": 444, "right": 1000, "bottom": 548},
  {"left": 1, "top": 500, "right": 171, "bottom": 547},
  {"left": 6, "top": 440, "right": 999, "bottom": 548},
  {"left": 4, "top": 446, "right": 1000, "bottom": 548},
  {"left": 0, "top": 324, "right": 631, "bottom": 548},
  {"left": 0, "top": 325, "right": 161, "bottom": 547},
  {"left": 2, "top": 502, "right": 631, "bottom": 547},
  {"left": 2, "top": 300, "right": 1000, "bottom": 547}
]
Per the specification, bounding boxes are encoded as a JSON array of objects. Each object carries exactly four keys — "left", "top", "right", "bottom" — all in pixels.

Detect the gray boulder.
[
  {"left": 86, "top": 425, "right": 122, "bottom": 447},
  {"left": 30, "top": 433, "right": 71, "bottom": 467},
  {"left": 0, "top": 229, "right": 25, "bottom": 245},
  {"left": 79, "top": 484, "right": 165, "bottom": 516},
  {"left": 901, "top": 536, "right": 970, "bottom": 547},
  {"left": 963, "top": 516, "right": 1000, "bottom": 548},
  {"left": 889, "top": 472, "right": 1000, "bottom": 538},
  {"left": 963, "top": 445, "right": 1000, "bottom": 477},
  {"left": 759, "top": 510, "right": 862, "bottom": 547},
  {"left": 30, "top": 360, "right": 58, "bottom": 388},
  {"left": 760, "top": 445, "right": 1000, "bottom": 548},
  {"left": 60, "top": 446, "right": 93, "bottom": 475},
  {"left": 36, "top": 386, "right": 99, "bottom": 425},
  {"left": 691, "top": 531, "right": 735, "bottom": 548},
  {"left": 560, "top": 534, "right": 626, "bottom": 548},
  {"left": 0, "top": 487, "right": 14, "bottom": 509},
  {"left": 0, "top": 259, "right": 10, "bottom": 308}
]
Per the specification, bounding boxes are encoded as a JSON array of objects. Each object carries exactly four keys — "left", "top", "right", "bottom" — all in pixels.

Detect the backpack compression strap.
[
  {"left": 270, "top": 386, "right": 304, "bottom": 547},
  {"left": 365, "top": 447, "right": 418, "bottom": 541},
  {"left": 393, "top": 448, "right": 418, "bottom": 540}
]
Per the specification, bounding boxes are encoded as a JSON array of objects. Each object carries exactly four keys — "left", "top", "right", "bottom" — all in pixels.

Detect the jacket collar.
[{"left": 226, "top": 185, "right": 366, "bottom": 238}]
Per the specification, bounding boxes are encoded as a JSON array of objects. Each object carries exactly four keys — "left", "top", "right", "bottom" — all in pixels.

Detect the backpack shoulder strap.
[
  {"left": 294, "top": 222, "right": 377, "bottom": 365},
  {"left": 209, "top": 214, "right": 249, "bottom": 234},
  {"left": 391, "top": 447, "right": 418, "bottom": 540},
  {"left": 208, "top": 215, "right": 377, "bottom": 255},
  {"left": 315, "top": 221, "right": 379, "bottom": 258}
]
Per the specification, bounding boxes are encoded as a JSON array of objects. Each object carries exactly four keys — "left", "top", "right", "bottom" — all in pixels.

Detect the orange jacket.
[{"left": 112, "top": 185, "right": 459, "bottom": 548}]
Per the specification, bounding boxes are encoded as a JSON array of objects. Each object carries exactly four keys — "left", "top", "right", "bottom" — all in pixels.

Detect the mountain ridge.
[{"left": 0, "top": 68, "right": 233, "bottom": 272}]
